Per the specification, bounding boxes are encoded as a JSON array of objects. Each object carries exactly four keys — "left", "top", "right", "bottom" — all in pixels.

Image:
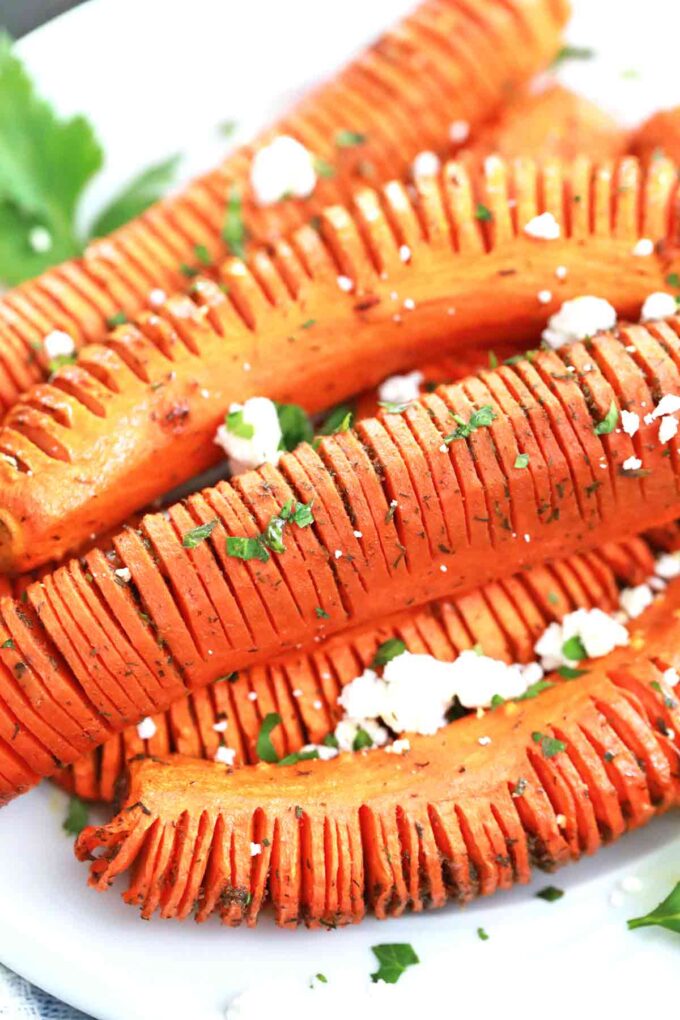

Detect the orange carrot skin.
[
  {"left": 75, "top": 577, "right": 680, "bottom": 927},
  {"left": 0, "top": 0, "right": 570, "bottom": 411},
  {"left": 631, "top": 106, "right": 680, "bottom": 165},
  {"left": 52, "top": 536, "right": 655, "bottom": 801},
  {"left": 2, "top": 326, "right": 680, "bottom": 805},
  {"left": 2, "top": 155, "right": 680, "bottom": 572}
]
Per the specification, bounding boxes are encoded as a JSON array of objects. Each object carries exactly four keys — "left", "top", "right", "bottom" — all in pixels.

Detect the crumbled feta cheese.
[
  {"left": 655, "top": 553, "right": 680, "bottom": 579},
  {"left": 380, "top": 652, "right": 458, "bottom": 734},
  {"left": 524, "top": 212, "right": 560, "bottom": 240},
  {"left": 399, "top": 245, "right": 411, "bottom": 263},
  {"left": 214, "top": 746, "right": 236, "bottom": 766},
  {"left": 652, "top": 394, "right": 680, "bottom": 418},
  {"left": 334, "top": 718, "right": 388, "bottom": 752},
  {"left": 542, "top": 296, "right": 617, "bottom": 349},
  {"left": 385, "top": 738, "right": 411, "bottom": 755},
  {"left": 43, "top": 330, "right": 75, "bottom": 360},
  {"left": 115, "top": 567, "right": 131, "bottom": 583},
  {"left": 440, "top": 564, "right": 447, "bottom": 572},
  {"left": 250, "top": 135, "right": 316, "bottom": 205},
  {"left": 478, "top": 735, "right": 492, "bottom": 746},
  {"left": 337, "top": 275, "right": 353, "bottom": 292},
  {"left": 249, "top": 842, "right": 262, "bottom": 857},
  {"left": 622, "top": 455, "right": 642, "bottom": 471},
  {"left": 621, "top": 410, "right": 640, "bottom": 436},
  {"left": 633, "top": 238, "right": 654, "bottom": 257},
  {"left": 213, "top": 719, "right": 228, "bottom": 733},
  {"left": 451, "top": 652, "right": 543, "bottom": 709},
  {"left": 619, "top": 584, "right": 654, "bottom": 619},
  {"left": 658, "top": 415, "right": 678, "bottom": 444},
  {"left": 555, "top": 265, "right": 568, "bottom": 280},
  {"left": 378, "top": 370, "right": 423, "bottom": 406},
  {"left": 640, "top": 291, "right": 677, "bottom": 322},
  {"left": 148, "top": 288, "right": 166, "bottom": 306},
  {"left": 301, "top": 742, "right": 338, "bottom": 761},
  {"left": 537, "top": 290, "right": 552, "bottom": 304},
  {"left": 449, "top": 119, "right": 470, "bottom": 144},
  {"left": 353, "top": 530, "right": 363, "bottom": 539},
  {"left": 338, "top": 669, "right": 386, "bottom": 721},
  {"left": 247, "top": 691, "right": 258, "bottom": 702},
  {"left": 535, "top": 608, "right": 629, "bottom": 670},
  {"left": 28, "top": 226, "right": 52, "bottom": 253},
  {"left": 412, "top": 150, "right": 440, "bottom": 177},
  {"left": 334, "top": 549, "right": 342, "bottom": 559},
  {"left": 137, "top": 716, "right": 156, "bottom": 740},
  {"left": 555, "top": 814, "right": 567, "bottom": 828},
  {"left": 214, "top": 396, "right": 282, "bottom": 474}
]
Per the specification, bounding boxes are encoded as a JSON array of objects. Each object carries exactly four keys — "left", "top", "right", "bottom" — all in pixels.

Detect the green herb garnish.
[
  {"left": 276, "top": 402, "right": 314, "bottom": 451},
  {"left": 561, "top": 635, "right": 587, "bottom": 661},
  {"left": 256, "top": 712, "right": 282, "bottom": 763},
  {"left": 372, "top": 637, "right": 406, "bottom": 667},
  {"left": 106, "top": 311, "right": 127, "bottom": 328},
  {"left": 370, "top": 944, "right": 419, "bottom": 984},
  {"left": 317, "top": 403, "right": 354, "bottom": 436},
  {"left": 222, "top": 185, "right": 247, "bottom": 259},
  {"left": 475, "top": 202, "right": 493, "bottom": 222},
  {"left": 278, "top": 749, "right": 320, "bottom": 766},
  {"left": 225, "top": 408, "right": 255, "bottom": 439},
  {"left": 226, "top": 535, "right": 270, "bottom": 562},
  {"left": 628, "top": 882, "right": 680, "bottom": 935},
  {"left": 514, "top": 453, "right": 529, "bottom": 469},
  {"left": 352, "top": 727, "right": 374, "bottom": 751},
  {"left": 594, "top": 401, "right": 619, "bottom": 435},
  {"left": 516, "top": 679, "right": 554, "bottom": 700},
  {"left": 444, "top": 405, "right": 497, "bottom": 443},
  {"left": 531, "top": 732, "right": 567, "bottom": 758},
  {"left": 477, "top": 927, "right": 489, "bottom": 941},
  {"left": 63, "top": 795, "right": 89, "bottom": 837},
  {"left": 536, "top": 885, "right": 564, "bottom": 902},
  {"left": 182, "top": 519, "right": 217, "bottom": 549},
  {"left": 335, "top": 130, "right": 367, "bottom": 148},
  {"left": 315, "top": 607, "right": 330, "bottom": 619},
  {"left": 557, "top": 665, "right": 587, "bottom": 679},
  {"left": 553, "top": 45, "right": 595, "bottom": 66},
  {"left": 194, "top": 243, "right": 212, "bottom": 266}
]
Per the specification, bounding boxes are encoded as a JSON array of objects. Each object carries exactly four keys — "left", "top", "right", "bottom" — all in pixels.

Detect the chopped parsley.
[
  {"left": 222, "top": 185, "right": 247, "bottom": 259},
  {"left": 514, "top": 453, "right": 529, "bottom": 469},
  {"left": 561, "top": 635, "right": 587, "bottom": 661},
  {"left": 335, "top": 130, "right": 367, "bottom": 148},
  {"left": 106, "top": 311, "right": 127, "bottom": 328},
  {"left": 278, "top": 748, "right": 320, "bottom": 767},
  {"left": 256, "top": 712, "right": 282, "bottom": 763},
  {"left": 372, "top": 637, "right": 406, "bottom": 667},
  {"left": 557, "top": 665, "right": 587, "bottom": 679},
  {"left": 553, "top": 44, "right": 595, "bottom": 66},
  {"left": 352, "top": 727, "right": 374, "bottom": 751},
  {"left": 444, "top": 405, "right": 497, "bottom": 443},
  {"left": 379, "top": 400, "right": 411, "bottom": 414},
  {"left": 301, "top": 318, "right": 316, "bottom": 329},
  {"left": 1, "top": 638, "right": 13, "bottom": 649},
  {"left": 317, "top": 403, "right": 354, "bottom": 437},
  {"left": 474, "top": 202, "right": 493, "bottom": 222},
  {"left": 276, "top": 402, "right": 314, "bottom": 451},
  {"left": 666, "top": 272, "right": 680, "bottom": 290},
  {"left": 531, "top": 732, "right": 567, "bottom": 758},
  {"left": 516, "top": 679, "right": 554, "bottom": 700},
  {"left": 594, "top": 401, "right": 619, "bottom": 435},
  {"left": 323, "top": 732, "right": 339, "bottom": 749},
  {"left": 63, "top": 795, "right": 89, "bottom": 837},
  {"left": 182, "top": 519, "right": 218, "bottom": 549},
  {"left": 226, "top": 499, "right": 314, "bottom": 563},
  {"left": 488, "top": 350, "right": 498, "bottom": 369},
  {"left": 628, "top": 881, "right": 680, "bottom": 934},
  {"left": 225, "top": 407, "right": 255, "bottom": 439},
  {"left": 225, "top": 535, "right": 270, "bottom": 562},
  {"left": 536, "top": 885, "right": 564, "bottom": 902},
  {"left": 477, "top": 927, "right": 489, "bottom": 941},
  {"left": 315, "top": 607, "right": 330, "bottom": 619},
  {"left": 194, "top": 243, "right": 212, "bottom": 266},
  {"left": 314, "top": 157, "right": 335, "bottom": 178},
  {"left": 370, "top": 943, "right": 419, "bottom": 984}
]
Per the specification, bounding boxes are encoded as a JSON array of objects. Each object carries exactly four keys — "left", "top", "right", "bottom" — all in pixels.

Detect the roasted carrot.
[
  {"left": 52, "top": 536, "right": 655, "bottom": 801},
  {"left": 74, "top": 576, "right": 680, "bottom": 927},
  {"left": 3, "top": 156, "right": 680, "bottom": 572},
  {"left": 631, "top": 106, "right": 680, "bottom": 165},
  {"left": 2, "top": 326, "right": 680, "bottom": 805},
  {"left": 0, "top": 0, "right": 569, "bottom": 410},
  {"left": 462, "top": 83, "right": 627, "bottom": 162}
]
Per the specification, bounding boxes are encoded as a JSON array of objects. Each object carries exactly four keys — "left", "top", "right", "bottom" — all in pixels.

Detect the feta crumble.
[
  {"left": 640, "top": 291, "right": 677, "bottom": 322},
  {"left": 137, "top": 716, "right": 157, "bottom": 740},
  {"left": 621, "top": 410, "right": 640, "bottom": 436},
  {"left": 250, "top": 135, "right": 316, "bottom": 205},
  {"left": 658, "top": 415, "right": 678, "bottom": 444},
  {"left": 213, "top": 719, "right": 228, "bottom": 733},
  {"left": 249, "top": 842, "right": 262, "bottom": 857},
  {"left": 43, "top": 330, "right": 75, "bottom": 360},
  {"left": 622, "top": 455, "right": 642, "bottom": 471},
  {"left": 214, "top": 746, "right": 236, "bottom": 766},
  {"left": 449, "top": 119, "right": 470, "bottom": 144},
  {"left": 633, "top": 238, "right": 654, "bottom": 257},
  {"left": 115, "top": 567, "right": 131, "bottom": 583},
  {"left": 655, "top": 553, "right": 680, "bottom": 579},
  {"left": 524, "top": 212, "right": 560, "bottom": 240},
  {"left": 214, "top": 396, "right": 282, "bottom": 474},
  {"left": 619, "top": 584, "right": 654, "bottom": 619},
  {"left": 537, "top": 290, "right": 552, "bottom": 304},
  {"left": 337, "top": 275, "right": 353, "bottom": 292},
  {"left": 542, "top": 296, "right": 617, "bottom": 349},
  {"left": 385, "top": 738, "right": 411, "bottom": 755},
  {"left": 412, "top": 150, "right": 441, "bottom": 177},
  {"left": 535, "top": 608, "right": 629, "bottom": 670},
  {"left": 378, "top": 370, "right": 423, "bottom": 406}
]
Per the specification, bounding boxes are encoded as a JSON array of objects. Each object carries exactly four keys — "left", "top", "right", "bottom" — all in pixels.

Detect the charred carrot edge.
[
  {"left": 74, "top": 578, "right": 680, "bottom": 927},
  {"left": 51, "top": 536, "right": 655, "bottom": 801},
  {"left": 2, "top": 324, "right": 680, "bottom": 805},
  {"left": 462, "top": 83, "right": 627, "bottom": 163},
  {"left": 3, "top": 155, "right": 680, "bottom": 571},
  {"left": 0, "top": 0, "right": 569, "bottom": 410},
  {"left": 631, "top": 106, "right": 680, "bottom": 165}
]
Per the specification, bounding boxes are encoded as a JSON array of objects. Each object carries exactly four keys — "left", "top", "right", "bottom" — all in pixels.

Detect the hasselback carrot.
[
  {"left": 2, "top": 326, "right": 680, "bottom": 805},
  {"left": 75, "top": 577, "right": 680, "bottom": 927},
  {"left": 3, "top": 154, "right": 680, "bottom": 572},
  {"left": 53, "top": 536, "right": 654, "bottom": 801},
  {"left": 463, "top": 84, "right": 627, "bottom": 162},
  {"left": 0, "top": 0, "right": 569, "bottom": 410},
  {"left": 631, "top": 106, "right": 680, "bottom": 165}
]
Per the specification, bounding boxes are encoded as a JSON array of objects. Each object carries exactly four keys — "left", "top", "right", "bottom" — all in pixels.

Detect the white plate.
[{"left": 2, "top": 1, "right": 680, "bottom": 1017}]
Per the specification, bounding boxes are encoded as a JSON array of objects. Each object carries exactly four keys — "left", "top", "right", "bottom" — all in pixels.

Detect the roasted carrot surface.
[
  {"left": 463, "top": 83, "right": 627, "bottom": 162},
  {"left": 1, "top": 325, "right": 680, "bottom": 805},
  {"left": 631, "top": 106, "right": 680, "bottom": 165},
  {"left": 53, "top": 536, "right": 655, "bottom": 801},
  {"left": 0, "top": 0, "right": 569, "bottom": 411},
  {"left": 2, "top": 155, "right": 680, "bottom": 571},
  {"left": 75, "top": 576, "right": 680, "bottom": 927}
]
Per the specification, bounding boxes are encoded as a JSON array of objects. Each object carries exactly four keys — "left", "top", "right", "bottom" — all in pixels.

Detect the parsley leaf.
[
  {"left": 278, "top": 749, "right": 320, "bottom": 766},
  {"left": 256, "top": 712, "right": 282, "bottom": 763},
  {"left": 371, "top": 637, "right": 406, "bottom": 667},
  {"left": 536, "top": 885, "right": 564, "bottom": 902},
  {"left": 628, "top": 882, "right": 680, "bottom": 935},
  {"left": 226, "top": 408, "right": 255, "bottom": 440},
  {"left": 553, "top": 44, "right": 595, "bottom": 66},
  {"left": 182, "top": 519, "right": 218, "bottom": 549},
  {"left": 561, "top": 635, "right": 587, "bottom": 661},
  {"left": 335, "top": 130, "right": 367, "bottom": 147},
  {"left": 63, "top": 795, "right": 89, "bottom": 837},
  {"left": 226, "top": 500, "right": 314, "bottom": 562},
  {"left": 379, "top": 400, "right": 411, "bottom": 414},
  {"left": 226, "top": 535, "right": 269, "bottom": 562},
  {"left": 222, "top": 184, "right": 247, "bottom": 258},
  {"left": 477, "top": 927, "right": 489, "bottom": 941},
  {"left": 323, "top": 732, "right": 339, "bottom": 749},
  {"left": 444, "top": 405, "right": 497, "bottom": 443},
  {"left": 89, "top": 155, "right": 180, "bottom": 238},
  {"left": 352, "top": 727, "right": 374, "bottom": 751},
  {"left": 317, "top": 403, "right": 354, "bottom": 436},
  {"left": 1, "top": 638, "right": 13, "bottom": 649},
  {"left": 514, "top": 453, "right": 530, "bottom": 469},
  {"left": 315, "top": 606, "right": 330, "bottom": 619},
  {"left": 276, "top": 402, "right": 314, "bottom": 451},
  {"left": 516, "top": 679, "right": 554, "bottom": 700},
  {"left": 370, "top": 944, "right": 419, "bottom": 984},
  {"left": 531, "top": 731, "right": 567, "bottom": 758},
  {"left": 594, "top": 401, "right": 619, "bottom": 435},
  {"left": 474, "top": 202, "right": 493, "bottom": 222},
  {"left": 314, "top": 157, "right": 335, "bottom": 179},
  {"left": 557, "top": 665, "right": 587, "bottom": 679}
]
